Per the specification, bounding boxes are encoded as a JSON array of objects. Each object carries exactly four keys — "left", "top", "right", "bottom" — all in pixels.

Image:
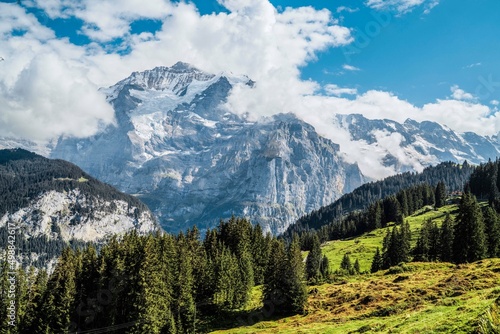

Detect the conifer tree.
[
  {"left": 285, "top": 236, "right": 307, "bottom": 314},
  {"left": 39, "top": 247, "right": 78, "bottom": 333},
  {"left": 353, "top": 259, "right": 361, "bottom": 274},
  {"left": 340, "top": 253, "right": 353, "bottom": 274},
  {"left": 435, "top": 181, "right": 447, "bottom": 208},
  {"left": 263, "top": 239, "right": 288, "bottom": 314},
  {"left": 175, "top": 236, "right": 196, "bottom": 333},
  {"left": 483, "top": 206, "right": 500, "bottom": 258},
  {"left": 320, "top": 255, "right": 330, "bottom": 278},
  {"left": 439, "top": 213, "right": 454, "bottom": 262},
  {"left": 371, "top": 248, "right": 383, "bottom": 273},
  {"left": 305, "top": 234, "right": 322, "bottom": 282},
  {"left": 453, "top": 192, "right": 487, "bottom": 263}
]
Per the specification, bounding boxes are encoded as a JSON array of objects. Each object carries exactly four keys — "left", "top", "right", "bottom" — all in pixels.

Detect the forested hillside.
[
  {"left": 0, "top": 218, "right": 308, "bottom": 333},
  {"left": 283, "top": 161, "right": 474, "bottom": 241},
  {"left": 0, "top": 149, "right": 157, "bottom": 268},
  {"left": 0, "top": 148, "right": 149, "bottom": 216}
]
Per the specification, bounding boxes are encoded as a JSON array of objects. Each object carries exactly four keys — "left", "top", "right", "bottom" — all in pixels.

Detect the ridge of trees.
[
  {"left": 369, "top": 159, "right": 500, "bottom": 272},
  {"left": 0, "top": 217, "right": 309, "bottom": 333},
  {"left": 283, "top": 161, "right": 473, "bottom": 241},
  {"left": 0, "top": 148, "right": 150, "bottom": 217}
]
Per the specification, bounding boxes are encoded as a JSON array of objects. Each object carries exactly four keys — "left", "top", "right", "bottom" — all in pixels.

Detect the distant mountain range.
[
  {"left": 1, "top": 62, "right": 499, "bottom": 235},
  {"left": 334, "top": 113, "right": 500, "bottom": 176}
]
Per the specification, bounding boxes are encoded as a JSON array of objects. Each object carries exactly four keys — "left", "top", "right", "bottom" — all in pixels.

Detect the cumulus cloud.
[
  {"left": 337, "top": 6, "right": 359, "bottom": 13},
  {"left": 0, "top": 0, "right": 353, "bottom": 141},
  {"left": 450, "top": 85, "right": 475, "bottom": 101},
  {"left": 0, "top": 3, "right": 115, "bottom": 140},
  {"left": 26, "top": 0, "right": 176, "bottom": 42},
  {"left": 1, "top": 0, "right": 497, "bottom": 180},
  {"left": 324, "top": 84, "right": 358, "bottom": 96}
]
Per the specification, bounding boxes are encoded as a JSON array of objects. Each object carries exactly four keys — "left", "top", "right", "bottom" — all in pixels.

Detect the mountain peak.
[{"left": 170, "top": 61, "right": 198, "bottom": 71}]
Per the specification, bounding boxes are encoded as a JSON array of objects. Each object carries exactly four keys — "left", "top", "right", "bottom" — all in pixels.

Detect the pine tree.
[
  {"left": 353, "top": 259, "right": 361, "bottom": 274},
  {"left": 439, "top": 213, "right": 454, "bottom": 262},
  {"left": 340, "top": 253, "right": 353, "bottom": 274},
  {"left": 435, "top": 181, "right": 447, "bottom": 208},
  {"left": 39, "top": 247, "right": 79, "bottom": 333},
  {"left": 285, "top": 236, "right": 307, "bottom": 314},
  {"left": 133, "top": 235, "right": 175, "bottom": 334},
  {"left": 483, "top": 206, "right": 500, "bottom": 257},
  {"left": 371, "top": 248, "right": 383, "bottom": 273},
  {"left": 305, "top": 235, "right": 322, "bottom": 282},
  {"left": 263, "top": 239, "right": 288, "bottom": 314},
  {"left": 319, "top": 255, "right": 330, "bottom": 278},
  {"left": 453, "top": 192, "right": 487, "bottom": 263},
  {"left": 175, "top": 236, "right": 196, "bottom": 333}
]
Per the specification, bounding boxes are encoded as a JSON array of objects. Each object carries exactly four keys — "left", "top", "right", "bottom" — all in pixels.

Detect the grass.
[
  {"left": 322, "top": 204, "right": 458, "bottom": 273},
  {"left": 210, "top": 204, "right": 500, "bottom": 333},
  {"left": 211, "top": 259, "right": 500, "bottom": 333}
]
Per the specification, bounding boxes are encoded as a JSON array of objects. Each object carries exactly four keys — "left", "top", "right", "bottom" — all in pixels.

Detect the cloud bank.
[{"left": 1, "top": 0, "right": 498, "bottom": 179}]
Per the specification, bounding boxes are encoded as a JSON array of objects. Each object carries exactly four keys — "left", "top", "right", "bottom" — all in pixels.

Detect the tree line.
[
  {"left": 0, "top": 217, "right": 309, "bottom": 333},
  {"left": 283, "top": 161, "right": 473, "bottom": 240},
  {"left": 370, "top": 160, "right": 500, "bottom": 272}
]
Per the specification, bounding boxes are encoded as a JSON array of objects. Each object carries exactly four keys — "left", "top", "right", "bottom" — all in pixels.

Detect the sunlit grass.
[{"left": 210, "top": 204, "right": 500, "bottom": 333}]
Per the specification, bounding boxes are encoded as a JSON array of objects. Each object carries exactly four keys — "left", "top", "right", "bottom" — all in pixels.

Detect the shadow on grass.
[{"left": 197, "top": 305, "right": 291, "bottom": 333}]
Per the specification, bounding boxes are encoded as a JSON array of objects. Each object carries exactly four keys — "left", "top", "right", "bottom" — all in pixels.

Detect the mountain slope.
[
  {"left": 0, "top": 148, "right": 158, "bottom": 267},
  {"left": 283, "top": 161, "right": 474, "bottom": 238},
  {"left": 334, "top": 114, "right": 500, "bottom": 177},
  {"left": 52, "top": 63, "right": 364, "bottom": 234}
]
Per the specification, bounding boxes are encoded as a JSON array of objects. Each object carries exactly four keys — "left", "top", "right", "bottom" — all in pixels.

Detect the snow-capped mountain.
[
  {"left": 52, "top": 62, "right": 364, "bottom": 234},
  {"left": 334, "top": 113, "right": 500, "bottom": 176}
]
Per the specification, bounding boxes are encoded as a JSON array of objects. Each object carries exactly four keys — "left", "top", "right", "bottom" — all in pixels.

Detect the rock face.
[
  {"left": 334, "top": 114, "right": 500, "bottom": 175},
  {"left": 1, "top": 189, "right": 156, "bottom": 243},
  {"left": 0, "top": 148, "right": 158, "bottom": 269},
  {"left": 52, "top": 63, "right": 365, "bottom": 234}
]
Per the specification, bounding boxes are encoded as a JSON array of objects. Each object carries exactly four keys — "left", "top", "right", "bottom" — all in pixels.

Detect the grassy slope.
[{"left": 211, "top": 204, "right": 500, "bottom": 334}]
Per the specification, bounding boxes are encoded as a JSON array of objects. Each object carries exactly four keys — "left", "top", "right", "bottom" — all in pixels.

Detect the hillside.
[
  {"left": 0, "top": 148, "right": 158, "bottom": 268},
  {"left": 284, "top": 161, "right": 473, "bottom": 239},
  {"left": 211, "top": 205, "right": 500, "bottom": 334}
]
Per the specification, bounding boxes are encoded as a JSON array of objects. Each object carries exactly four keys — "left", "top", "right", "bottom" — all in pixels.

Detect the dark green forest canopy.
[
  {"left": 0, "top": 148, "right": 149, "bottom": 217},
  {"left": 283, "top": 161, "right": 474, "bottom": 240}
]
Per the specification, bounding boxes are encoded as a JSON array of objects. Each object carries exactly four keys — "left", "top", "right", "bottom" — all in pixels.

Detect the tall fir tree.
[
  {"left": 435, "top": 181, "right": 447, "bottom": 208},
  {"left": 483, "top": 206, "right": 500, "bottom": 258},
  {"left": 305, "top": 234, "right": 322, "bottom": 282},
  {"left": 371, "top": 248, "right": 383, "bottom": 273},
  {"left": 453, "top": 192, "right": 487, "bottom": 263},
  {"left": 439, "top": 213, "right": 455, "bottom": 262},
  {"left": 285, "top": 236, "right": 308, "bottom": 314}
]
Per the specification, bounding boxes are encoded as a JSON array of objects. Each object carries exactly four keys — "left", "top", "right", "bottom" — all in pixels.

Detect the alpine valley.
[{"left": 4, "top": 62, "right": 499, "bottom": 234}]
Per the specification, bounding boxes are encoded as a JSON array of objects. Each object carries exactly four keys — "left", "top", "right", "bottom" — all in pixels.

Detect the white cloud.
[
  {"left": 337, "top": 6, "right": 359, "bottom": 13},
  {"left": 450, "top": 85, "right": 475, "bottom": 101},
  {"left": 491, "top": 100, "right": 500, "bottom": 106},
  {"left": 324, "top": 84, "right": 358, "bottom": 96},
  {"left": 0, "top": 3, "right": 115, "bottom": 140},
  {"left": 1, "top": 0, "right": 353, "bottom": 141},
  {"left": 26, "top": 0, "right": 176, "bottom": 42},
  {"left": 342, "top": 64, "right": 361, "bottom": 71},
  {"left": 423, "top": 0, "right": 439, "bottom": 14},
  {"left": 366, "top": 0, "right": 438, "bottom": 14},
  {"left": 464, "top": 62, "right": 482, "bottom": 69},
  {"left": 2, "top": 0, "right": 497, "bottom": 180}
]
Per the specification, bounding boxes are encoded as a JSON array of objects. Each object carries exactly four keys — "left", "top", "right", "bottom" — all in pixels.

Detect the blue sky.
[{"left": 0, "top": 0, "right": 499, "bottom": 145}]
